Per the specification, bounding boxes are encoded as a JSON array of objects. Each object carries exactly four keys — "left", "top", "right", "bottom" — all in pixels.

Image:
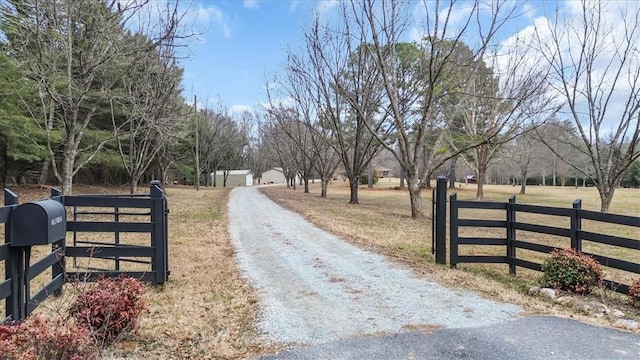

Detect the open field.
[
  {"left": 260, "top": 180, "right": 640, "bottom": 325},
  {"left": 1, "top": 181, "right": 638, "bottom": 358},
  {"left": 1, "top": 185, "right": 270, "bottom": 359}
]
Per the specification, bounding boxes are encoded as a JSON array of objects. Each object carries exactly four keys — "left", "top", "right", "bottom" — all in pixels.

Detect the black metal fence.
[
  {"left": 432, "top": 179, "right": 640, "bottom": 294},
  {"left": 1, "top": 181, "right": 169, "bottom": 322}
]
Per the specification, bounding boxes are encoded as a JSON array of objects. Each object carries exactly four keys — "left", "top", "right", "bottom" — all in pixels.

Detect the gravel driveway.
[{"left": 228, "top": 187, "right": 522, "bottom": 346}]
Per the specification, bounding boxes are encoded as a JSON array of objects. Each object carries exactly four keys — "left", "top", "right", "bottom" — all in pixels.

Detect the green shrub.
[
  {"left": 629, "top": 278, "right": 640, "bottom": 306},
  {"left": 359, "top": 170, "right": 379, "bottom": 185},
  {"left": 0, "top": 316, "right": 98, "bottom": 360},
  {"left": 69, "top": 276, "right": 147, "bottom": 345},
  {"left": 541, "top": 248, "right": 603, "bottom": 294}
]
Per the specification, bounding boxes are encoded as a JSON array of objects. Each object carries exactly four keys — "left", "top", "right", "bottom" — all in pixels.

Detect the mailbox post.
[{"left": 10, "top": 199, "right": 67, "bottom": 320}]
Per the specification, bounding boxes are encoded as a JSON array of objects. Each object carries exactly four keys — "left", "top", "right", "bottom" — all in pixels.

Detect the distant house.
[
  {"left": 211, "top": 170, "right": 253, "bottom": 187},
  {"left": 261, "top": 167, "right": 286, "bottom": 184},
  {"left": 464, "top": 175, "right": 477, "bottom": 184},
  {"left": 376, "top": 167, "right": 393, "bottom": 178}
]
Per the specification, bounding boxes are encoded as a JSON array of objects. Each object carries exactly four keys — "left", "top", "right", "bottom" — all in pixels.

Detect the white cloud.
[
  {"left": 259, "top": 97, "right": 295, "bottom": 111},
  {"left": 243, "top": 0, "right": 259, "bottom": 10},
  {"left": 183, "top": 3, "right": 233, "bottom": 39},
  {"left": 316, "top": 0, "right": 339, "bottom": 17},
  {"left": 491, "top": 1, "right": 640, "bottom": 131},
  {"left": 262, "top": 81, "right": 278, "bottom": 91},
  {"left": 230, "top": 104, "right": 255, "bottom": 115},
  {"left": 289, "top": 1, "right": 300, "bottom": 14}
]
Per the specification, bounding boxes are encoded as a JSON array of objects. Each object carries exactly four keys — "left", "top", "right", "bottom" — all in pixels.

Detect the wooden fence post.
[
  {"left": 50, "top": 188, "right": 64, "bottom": 297},
  {"left": 434, "top": 177, "right": 447, "bottom": 265},
  {"left": 4, "top": 189, "right": 19, "bottom": 320},
  {"left": 150, "top": 181, "right": 166, "bottom": 284},
  {"left": 571, "top": 199, "right": 582, "bottom": 252},
  {"left": 507, "top": 196, "right": 517, "bottom": 275},
  {"left": 449, "top": 193, "right": 458, "bottom": 269}
]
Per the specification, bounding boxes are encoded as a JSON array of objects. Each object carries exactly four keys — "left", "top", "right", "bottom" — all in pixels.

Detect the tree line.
[
  {"left": 0, "top": 0, "right": 638, "bottom": 216},
  {"left": 262, "top": 0, "right": 639, "bottom": 215},
  {"left": 0, "top": 0, "right": 252, "bottom": 194}
]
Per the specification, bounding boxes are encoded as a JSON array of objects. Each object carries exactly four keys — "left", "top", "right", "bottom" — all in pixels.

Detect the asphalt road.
[
  {"left": 259, "top": 316, "right": 640, "bottom": 359},
  {"left": 228, "top": 187, "right": 640, "bottom": 360}
]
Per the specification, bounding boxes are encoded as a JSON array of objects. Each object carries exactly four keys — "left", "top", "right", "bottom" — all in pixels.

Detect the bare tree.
[
  {"left": 197, "top": 108, "right": 247, "bottom": 187},
  {"left": 452, "top": 41, "right": 555, "bottom": 200},
  {"left": 533, "top": 0, "right": 640, "bottom": 212},
  {"left": 303, "top": 5, "right": 391, "bottom": 204},
  {"left": 272, "top": 49, "right": 341, "bottom": 197},
  {"left": 113, "top": 35, "right": 184, "bottom": 193},
  {"left": 260, "top": 119, "right": 300, "bottom": 189},
  {"left": 358, "top": 0, "right": 544, "bottom": 216}
]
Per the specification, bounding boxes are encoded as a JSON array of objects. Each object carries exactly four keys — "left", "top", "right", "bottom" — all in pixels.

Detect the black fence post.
[
  {"left": 150, "top": 181, "right": 166, "bottom": 284},
  {"left": 449, "top": 193, "right": 458, "bottom": 269},
  {"left": 431, "top": 188, "right": 436, "bottom": 255},
  {"left": 50, "top": 188, "right": 65, "bottom": 297},
  {"left": 507, "top": 196, "right": 517, "bottom": 275},
  {"left": 434, "top": 177, "right": 447, "bottom": 265},
  {"left": 571, "top": 199, "right": 582, "bottom": 252},
  {"left": 4, "top": 189, "right": 19, "bottom": 320},
  {"left": 162, "top": 193, "right": 169, "bottom": 281}
]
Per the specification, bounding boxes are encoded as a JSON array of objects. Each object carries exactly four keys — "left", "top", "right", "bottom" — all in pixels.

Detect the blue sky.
[
  {"left": 180, "top": 0, "right": 333, "bottom": 114},
  {"left": 178, "top": 0, "right": 638, "bottom": 131}
]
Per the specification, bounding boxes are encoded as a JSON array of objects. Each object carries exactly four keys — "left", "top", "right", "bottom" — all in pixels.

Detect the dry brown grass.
[
  {"left": 1, "top": 181, "right": 638, "bottom": 357},
  {"left": 1, "top": 184, "right": 270, "bottom": 359},
  {"left": 259, "top": 180, "right": 640, "bottom": 331}
]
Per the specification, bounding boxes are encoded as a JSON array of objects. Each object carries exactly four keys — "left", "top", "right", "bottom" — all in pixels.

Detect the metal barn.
[{"left": 211, "top": 170, "right": 253, "bottom": 187}]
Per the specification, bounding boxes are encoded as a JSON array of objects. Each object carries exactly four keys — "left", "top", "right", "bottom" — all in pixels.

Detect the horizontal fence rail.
[{"left": 448, "top": 192, "right": 640, "bottom": 295}]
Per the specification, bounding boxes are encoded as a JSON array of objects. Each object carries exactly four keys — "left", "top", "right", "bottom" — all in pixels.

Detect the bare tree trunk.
[
  {"left": 449, "top": 156, "right": 457, "bottom": 188},
  {"left": 39, "top": 98, "right": 55, "bottom": 186},
  {"left": 367, "top": 152, "right": 373, "bottom": 189},
  {"left": 406, "top": 175, "right": 425, "bottom": 218},
  {"left": 599, "top": 186, "right": 615, "bottom": 213},
  {"left": 130, "top": 176, "right": 139, "bottom": 194},
  {"left": 321, "top": 178, "right": 329, "bottom": 197},
  {"left": 348, "top": 177, "right": 359, "bottom": 204},
  {"left": 399, "top": 168, "right": 405, "bottom": 189},
  {"left": 39, "top": 160, "right": 50, "bottom": 185},
  {"left": 476, "top": 166, "right": 487, "bottom": 201},
  {"left": 519, "top": 168, "right": 527, "bottom": 194},
  {"left": 61, "top": 150, "right": 74, "bottom": 195},
  {"left": 304, "top": 178, "right": 309, "bottom": 193}
]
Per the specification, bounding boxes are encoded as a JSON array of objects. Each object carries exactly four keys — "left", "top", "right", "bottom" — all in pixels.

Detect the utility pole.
[{"left": 194, "top": 95, "right": 200, "bottom": 191}]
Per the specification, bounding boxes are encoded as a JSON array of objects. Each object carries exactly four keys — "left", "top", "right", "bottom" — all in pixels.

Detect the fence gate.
[
  {"left": 432, "top": 179, "right": 640, "bottom": 295},
  {"left": 2, "top": 181, "right": 169, "bottom": 322}
]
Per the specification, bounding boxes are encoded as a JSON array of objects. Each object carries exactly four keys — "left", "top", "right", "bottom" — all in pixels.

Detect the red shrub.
[
  {"left": 0, "top": 316, "right": 98, "bottom": 360},
  {"left": 69, "top": 276, "right": 147, "bottom": 345},
  {"left": 541, "top": 248, "right": 603, "bottom": 294}
]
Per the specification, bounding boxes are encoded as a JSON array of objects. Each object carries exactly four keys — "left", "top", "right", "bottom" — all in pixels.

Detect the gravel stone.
[{"left": 228, "top": 187, "right": 522, "bottom": 346}]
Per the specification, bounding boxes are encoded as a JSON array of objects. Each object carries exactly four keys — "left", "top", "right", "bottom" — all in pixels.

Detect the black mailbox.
[{"left": 11, "top": 199, "right": 66, "bottom": 247}]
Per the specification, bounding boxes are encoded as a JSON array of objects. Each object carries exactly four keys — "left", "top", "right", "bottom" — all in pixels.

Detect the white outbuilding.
[
  {"left": 211, "top": 170, "right": 253, "bottom": 187},
  {"left": 260, "top": 167, "right": 287, "bottom": 184}
]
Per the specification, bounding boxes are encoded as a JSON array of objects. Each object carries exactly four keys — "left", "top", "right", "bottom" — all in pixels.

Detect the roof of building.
[
  {"left": 212, "top": 170, "right": 253, "bottom": 176},
  {"left": 263, "top": 167, "right": 284, "bottom": 173}
]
